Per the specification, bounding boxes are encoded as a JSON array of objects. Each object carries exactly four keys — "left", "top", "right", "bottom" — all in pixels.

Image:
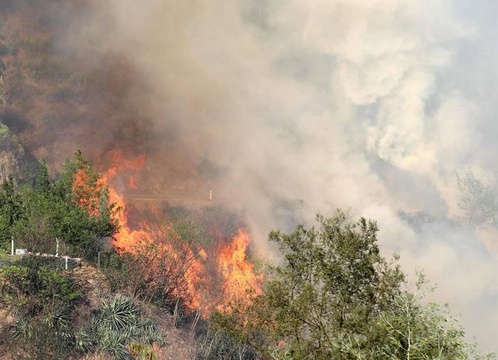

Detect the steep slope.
[{"left": 0, "top": 258, "right": 198, "bottom": 359}]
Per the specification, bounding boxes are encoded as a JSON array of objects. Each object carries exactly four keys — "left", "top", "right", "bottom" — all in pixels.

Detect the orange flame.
[
  {"left": 99, "top": 151, "right": 150, "bottom": 251},
  {"left": 217, "top": 229, "right": 263, "bottom": 310},
  {"left": 73, "top": 168, "right": 106, "bottom": 217},
  {"left": 128, "top": 175, "right": 138, "bottom": 190},
  {"left": 107, "top": 185, "right": 151, "bottom": 251},
  {"left": 99, "top": 150, "right": 262, "bottom": 315}
]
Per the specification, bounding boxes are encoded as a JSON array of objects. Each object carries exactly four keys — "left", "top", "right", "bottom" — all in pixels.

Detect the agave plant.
[
  {"left": 44, "top": 303, "right": 73, "bottom": 342},
  {"left": 78, "top": 294, "right": 167, "bottom": 359},
  {"left": 98, "top": 330, "right": 131, "bottom": 360},
  {"left": 137, "top": 318, "right": 168, "bottom": 346},
  {"left": 75, "top": 329, "right": 97, "bottom": 353},
  {"left": 98, "top": 294, "right": 139, "bottom": 333},
  {"left": 12, "top": 316, "right": 33, "bottom": 342}
]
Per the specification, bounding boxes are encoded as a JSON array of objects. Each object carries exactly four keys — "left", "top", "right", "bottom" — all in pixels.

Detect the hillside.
[
  {"left": 69, "top": 261, "right": 198, "bottom": 360},
  {"left": 0, "top": 256, "right": 198, "bottom": 360},
  {"left": 0, "top": 146, "right": 260, "bottom": 359},
  {"left": 0, "top": 0, "right": 497, "bottom": 358},
  {"left": 0, "top": 209, "right": 493, "bottom": 359}
]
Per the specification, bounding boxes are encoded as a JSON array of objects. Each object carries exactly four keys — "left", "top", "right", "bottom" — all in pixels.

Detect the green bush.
[
  {"left": 0, "top": 256, "right": 81, "bottom": 359},
  {"left": 0, "top": 256, "right": 80, "bottom": 304},
  {"left": 194, "top": 329, "right": 258, "bottom": 360}
]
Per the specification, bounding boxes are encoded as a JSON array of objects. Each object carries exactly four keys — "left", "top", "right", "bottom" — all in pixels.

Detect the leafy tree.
[
  {"left": 334, "top": 272, "right": 493, "bottom": 359},
  {"left": 213, "top": 210, "right": 492, "bottom": 360},
  {"left": 0, "top": 122, "right": 25, "bottom": 183},
  {"left": 0, "top": 176, "right": 24, "bottom": 251},
  {"left": 12, "top": 186, "right": 58, "bottom": 254},
  {"left": 49, "top": 151, "right": 119, "bottom": 258}
]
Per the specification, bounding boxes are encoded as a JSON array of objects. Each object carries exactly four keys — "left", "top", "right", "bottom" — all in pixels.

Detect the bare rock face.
[{"left": 0, "top": 122, "right": 24, "bottom": 183}]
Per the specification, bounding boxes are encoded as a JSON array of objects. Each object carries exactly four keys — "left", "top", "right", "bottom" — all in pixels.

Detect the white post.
[
  {"left": 65, "top": 256, "right": 68, "bottom": 270},
  {"left": 55, "top": 238, "right": 59, "bottom": 257},
  {"left": 209, "top": 190, "right": 213, "bottom": 201},
  {"left": 11, "top": 236, "right": 14, "bottom": 256}
]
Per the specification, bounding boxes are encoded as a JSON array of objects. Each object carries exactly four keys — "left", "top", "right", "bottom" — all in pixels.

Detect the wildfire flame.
[
  {"left": 73, "top": 167, "right": 107, "bottom": 217},
  {"left": 107, "top": 185, "right": 152, "bottom": 251},
  {"left": 217, "top": 229, "right": 263, "bottom": 310},
  {"left": 95, "top": 150, "right": 262, "bottom": 315},
  {"left": 99, "top": 151, "right": 151, "bottom": 251}
]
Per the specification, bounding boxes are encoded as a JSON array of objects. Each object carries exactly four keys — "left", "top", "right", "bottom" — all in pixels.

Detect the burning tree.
[
  {"left": 1, "top": 151, "right": 119, "bottom": 258},
  {"left": 53, "top": 150, "right": 120, "bottom": 257}
]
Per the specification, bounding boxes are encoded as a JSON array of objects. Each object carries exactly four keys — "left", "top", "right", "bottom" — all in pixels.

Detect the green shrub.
[
  {"left": 0, "top": 257, "right": 81, "bottom": 359},
  {"left": 0, "top": 256, "right": 80, "bottom": 303},
  {"left": 194, "top": 329, "right": 258, "bottom": 360}
]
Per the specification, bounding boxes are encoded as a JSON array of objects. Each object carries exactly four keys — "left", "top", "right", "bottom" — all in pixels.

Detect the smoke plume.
[{"left": 3, "top": 0, "right": 498, "bottom": 351}]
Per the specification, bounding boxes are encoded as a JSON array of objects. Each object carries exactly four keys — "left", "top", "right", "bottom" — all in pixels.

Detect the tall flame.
[
  {"left": 217, "top": 229, "right": 263, "bottom": 310},
  {"left": 100, "top": 150, "right": 262, "bottom": 315},
  {"left": 73, "top": 168, "right": 107, "bottom": 217},
  {"left": 107, "top": 185, "right": 152, "bottom": 251},
  {"left": 100, "top": 151, "right": 150, "bottom": 251}
]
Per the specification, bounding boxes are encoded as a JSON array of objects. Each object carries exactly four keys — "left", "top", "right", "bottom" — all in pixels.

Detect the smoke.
[{"left": 4, "top": 0, "right": 498, "bottom": 351}]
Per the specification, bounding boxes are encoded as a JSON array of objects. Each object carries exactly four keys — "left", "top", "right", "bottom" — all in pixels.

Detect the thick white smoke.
[{"left": 65, "top": 0, "right": 498, "bottom": 350}]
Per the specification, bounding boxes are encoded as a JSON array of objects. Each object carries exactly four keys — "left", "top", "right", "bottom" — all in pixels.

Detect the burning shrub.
[
  {"left": 117, "top": 229, "right": 201, "bottom": 309},
  {"left": 95, "top": 202, "right": 264, "bottom": 345}
]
